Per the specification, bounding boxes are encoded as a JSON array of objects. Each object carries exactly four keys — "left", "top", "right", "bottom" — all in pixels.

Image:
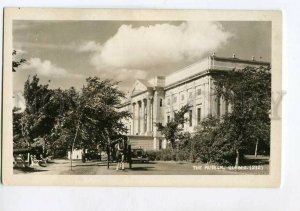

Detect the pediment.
[{"left": 131, "top": 80, "right": 149, "bottom": 96}]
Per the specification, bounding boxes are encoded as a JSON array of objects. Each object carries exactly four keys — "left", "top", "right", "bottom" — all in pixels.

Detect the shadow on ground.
[
  {"left": 242, "top": 156, "right": 269, "bottom": 165},
  {"left": 130, "top": 166, "right": 155, "bottom": 171},
  {"left": 13, "top": 166, "right": 49, "bottom": 173}
]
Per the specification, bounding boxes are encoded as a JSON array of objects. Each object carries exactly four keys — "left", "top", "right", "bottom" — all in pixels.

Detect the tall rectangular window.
[
  {"left": 189, "top": 110, "right": 193, "bottom": 127},
  {"left": 197, "top": 108, "right": 201, "bottom": 124},
  {"left": 159, "top": 140, "right": 162, "bottom": 150},
  {"left": 217, "top": 97, "right": 221, "bottom": 117},
  {"left": 197, "top": 88, "right": 202, "bottom": 96},
  {"left": 173, "top": 95, "right": 177, "bottom": 103},
  {"left": 167, "top": 115, "right": 170, "bottom": 123}
]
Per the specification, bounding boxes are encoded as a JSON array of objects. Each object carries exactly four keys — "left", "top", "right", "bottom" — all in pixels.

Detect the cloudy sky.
[{"left": 13, "top": 21, "right": 271, "bottom": 95}]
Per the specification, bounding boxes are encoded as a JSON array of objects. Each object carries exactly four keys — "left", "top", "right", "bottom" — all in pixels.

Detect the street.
[{"left": 14, "top": 156, "right": 269, "bottom": 175}]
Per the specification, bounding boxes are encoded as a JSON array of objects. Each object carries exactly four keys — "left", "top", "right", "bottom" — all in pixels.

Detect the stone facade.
[{"left": 118, "top": 55, "right": 270, "bottom": 151}]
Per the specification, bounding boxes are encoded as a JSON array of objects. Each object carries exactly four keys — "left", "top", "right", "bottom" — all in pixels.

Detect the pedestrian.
[{"left": 115, "top": 139, "right": 125, "bottom": 170}]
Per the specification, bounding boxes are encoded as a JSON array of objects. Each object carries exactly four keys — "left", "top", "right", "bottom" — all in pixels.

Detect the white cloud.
[
  {"left": 114, "top": 68, "right": 148, "bottom": 81},
  {"left": 21, "top": 58, "right": 83, "bottom": 79},
  {"left": 14, "top": 49, "right": 27, "bottom": 55},
  {"left": 75, "top": 21, "right": 232, "bottom": 91},
  {"left": 82, "top": 22, "right": 232, "bottom": 70},
  {"left": 77, "top": 41, "right": 102, "bottom": 52}
]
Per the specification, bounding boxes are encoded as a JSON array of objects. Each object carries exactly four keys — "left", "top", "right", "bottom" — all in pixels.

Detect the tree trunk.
[
  {"left": 171, "top": 140, "right": 176, "bottom": 161},
  {"left": 235, "top": 149, "right": 239, "bottom": 167},
  {"left": 176, "top": 143, "right": 179, "bottom": 161},
  {"left": 27, "top": 142, "right": 30, "bottom": 165},
  {"left": 107, "top": 144, "right": 110, "bottom": 169},
  {"left": 255, "top": 140, "right": 259, "bottom": 157}
]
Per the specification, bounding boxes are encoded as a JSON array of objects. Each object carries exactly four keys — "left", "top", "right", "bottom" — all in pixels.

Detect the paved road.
[{"left": 14, "top": 157, "right": 269, "bottom": 175}]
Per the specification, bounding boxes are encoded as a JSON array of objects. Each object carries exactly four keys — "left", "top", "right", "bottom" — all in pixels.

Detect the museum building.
[{"left": 118, "top": 54, "right": 270, "bottom": 151}]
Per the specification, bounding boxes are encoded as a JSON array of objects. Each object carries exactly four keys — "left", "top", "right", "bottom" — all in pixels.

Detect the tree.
[
  {"left": 18, "top": 75, "right": 69, "bottom": 160},
  {"left": 13, "top": 107, "right": 26, "bottom": 148},
  {"left": 81, "top": 77, "right": 131, "bottom": 148},
  {"left": 15, "top": 74, "right": 131, "bottom": 163},
  {"left": 214, "top": 66, "right": 271, "bottom": 165},
  {"left": 156, "top": 104, "right": 191, "bottom": 160},
  {"left": 193, "top": 115, "right": 219, "bottom": 163},
  {"left": 52, "top": 77, "right": 131, "bottom": 163},
  {"left": 191, "top": 66, "right": 271, "bottom": 166},
  {"left": 12, "top": 50, "right": 26, "bottom": 72},
  {"left": 21, "top": 75, "right": 56, "bottom": 144},
  {"left": 48, "top": 87, "right": 80, "bottom": 158},
  {"left": 12, "top": 49, "right": 27, "bottom": 149},
  {"left": 156, "top": 104, "right": 190, "bottom": 148}
]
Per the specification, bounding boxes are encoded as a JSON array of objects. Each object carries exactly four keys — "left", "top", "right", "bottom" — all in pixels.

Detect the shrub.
[
  {"left": 150, "top": 148, "right": 173, "bottom": 161},
  {"left": 177, "top": 132, "right": 192, "bottom": 162},
  {"left": 160, "top": 148, "right": 173, "bottom": 161},
  {"left": 145, "top": 149, "right": 173, "bottom": 161},
  {"left": 193, "top": 133, "right": 213, "bottom": 163},
  {"left": 192, "top": 115, "right": 239, "bottom": 166},
  {"left": 146, "top": 150, "right": 157, "bottom": 161},
  {"left": 177, "top": 149, "right": 190, "bottom": 161}
]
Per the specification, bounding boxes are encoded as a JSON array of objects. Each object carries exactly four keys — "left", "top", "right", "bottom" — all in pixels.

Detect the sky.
[{"left": 13, "top": 21, "right": 271, "bottom": 98}]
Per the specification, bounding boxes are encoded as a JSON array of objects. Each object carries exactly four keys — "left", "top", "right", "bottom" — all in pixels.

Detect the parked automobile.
[
  {"left": 85, "top": 150, "right": 101, "bottom": 161},
  {"left": 131, "top": 148, "right": 149, "bottom": 163}
]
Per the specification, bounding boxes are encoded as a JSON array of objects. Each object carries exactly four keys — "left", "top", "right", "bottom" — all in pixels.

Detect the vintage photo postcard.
[{"left": 2, "top": 8, "right": 282, "bottom": 187}]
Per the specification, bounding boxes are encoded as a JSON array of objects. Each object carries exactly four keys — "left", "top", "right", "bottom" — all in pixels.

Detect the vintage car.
[
  {"left": 131, "top": 148, "right": 149, "bottom": 163},
  {"left": 84, "top": 150, "right": 101, "bottom": 161}
]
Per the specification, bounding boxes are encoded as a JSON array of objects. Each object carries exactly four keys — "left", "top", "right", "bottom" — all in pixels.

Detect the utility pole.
[
  {"left": 103, "top": 90, "right": 111, "bottom": 169},
  {"left": 107, "top": 136, "right": 110, "bottom": 169},
  {"left": 71, "top": 123, "right": 80, "bottom": 171}
]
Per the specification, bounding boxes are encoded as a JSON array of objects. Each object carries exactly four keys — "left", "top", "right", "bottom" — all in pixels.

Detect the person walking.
[{"left": 115, "top": 139, "right": 125, "bottom": 171}]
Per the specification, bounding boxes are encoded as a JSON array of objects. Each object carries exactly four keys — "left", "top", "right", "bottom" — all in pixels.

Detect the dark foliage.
[
  {"left": 191, "top": 66, "right": 271, "bottom": 166},
  {"left": 12, "top": 50, "right": 26, "bottom": 72}
]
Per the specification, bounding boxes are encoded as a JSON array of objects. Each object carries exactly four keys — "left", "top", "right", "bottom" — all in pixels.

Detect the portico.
[{"left": 131, "top": 96, "right": 153, "bottom": 136}]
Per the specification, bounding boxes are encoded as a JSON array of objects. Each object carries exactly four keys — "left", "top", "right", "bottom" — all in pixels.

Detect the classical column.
[
  {"left": 132, "top": 102, "right": 136, "bottom": 135},
  {"left": 208, "top": 78, "right": 211, "bottom": 115},
  {"left": 141, "top": 99, "right": 145, "bottom": 135},
  {"left": 138, "top": 101, "right": 141, "bottom": 134},
  {"left": 143, "top": 99, "right": 147, "bottom": 134},
  {"left": 146, "top": 97, "right": 152, "bottom": 134},
  {"left": 151, "top": 98, "right": 154, "bottom": 132},
  {"left": 134, "top": 102, "right": 139, "bottom": 135}
]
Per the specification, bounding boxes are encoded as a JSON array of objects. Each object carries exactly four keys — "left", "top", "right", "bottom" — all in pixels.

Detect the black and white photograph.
[{"left": 2, "top": 8, "right": 282, "bottom": 186}]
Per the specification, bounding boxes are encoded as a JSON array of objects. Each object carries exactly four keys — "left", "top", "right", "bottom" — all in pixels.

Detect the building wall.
[
  {"left": 128, "top": 136, "right": 154, "bottom": 151},
  {"left": 165, "top": 75, "right": 211, "bottom": 133},
  {"left": 67, "top": 149, "right": 83, "bottom": 160},
  {"left": 118, "top": 56, "right": 270, "bottom": 151}
]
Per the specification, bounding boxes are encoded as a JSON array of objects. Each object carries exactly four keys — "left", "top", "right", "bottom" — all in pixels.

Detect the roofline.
[
  {"left": 164, "top": 65, "right": 270, "bottom": 91},
  {"left": 124, "top": 55, "right": 271, "bottom": 99},
  {"left": 212, "top": 56, "right": 270, "bottom": 66},
  {"left": 131, "top": 87, "right": 154, "bottom": 98},
  {"left": 164, "top": 69, "right": 210, "bottom": 91}
]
